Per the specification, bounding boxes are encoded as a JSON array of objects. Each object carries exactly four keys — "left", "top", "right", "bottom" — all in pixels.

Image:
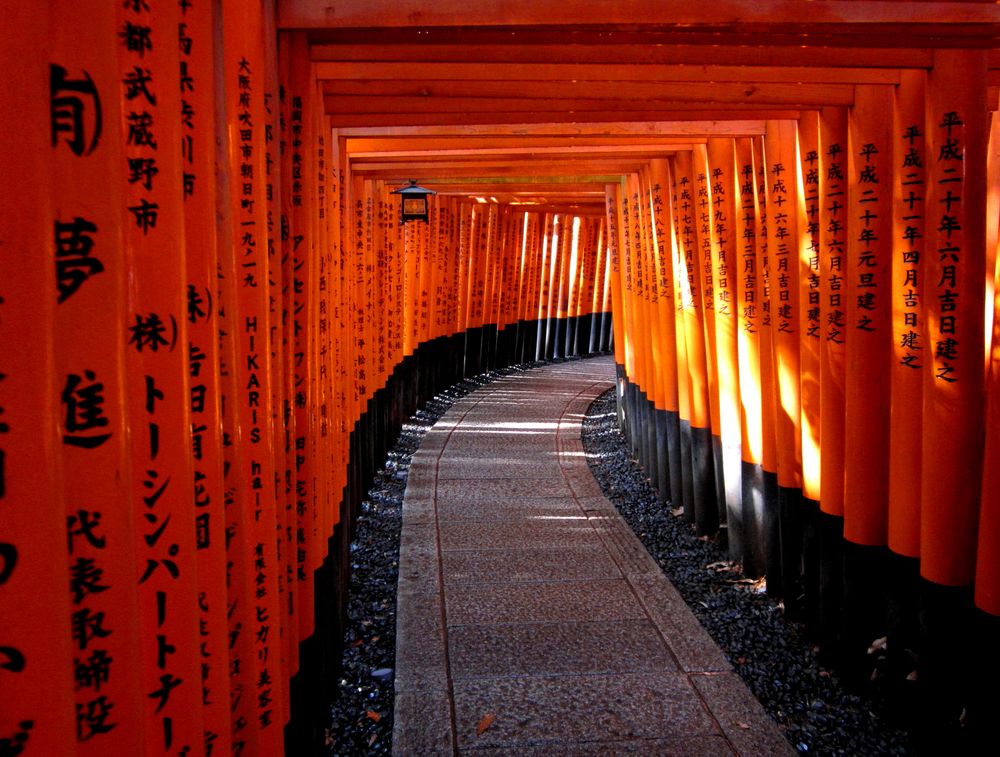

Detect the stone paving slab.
[
  {"left": 393, "top": 356, "right": 793, "bottom": 756},
  {"left": 442, "top": 544, "right": 621, "bottom": 585},
  {"left": 447, "top": 619, "right": 679, "bottom": 679},
  {"left": 451, "top": 672, "right": 719, "bottom": 748}
]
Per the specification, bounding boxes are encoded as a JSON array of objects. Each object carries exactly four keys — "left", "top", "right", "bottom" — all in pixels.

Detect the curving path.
[{"left": 392, "top": 356, "right": 793, "bottom": 756}]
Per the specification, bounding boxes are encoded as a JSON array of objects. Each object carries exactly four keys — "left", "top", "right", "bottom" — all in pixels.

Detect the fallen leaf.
[
  {"left": 867, "top": 636, "right": 887, "bottom": 655},
  {"left": 349, "top": 639, "right": 364, "bottom": 648},
  {"left": 368, "top": 733, "right": 379, "bottom": 747},
  {"left": 477, "top": 713, "right": 495, "bottom": 736},
  {"left": 366, "top": 710, "right": 381, "bottom": 723},
  {"left": 738, "top": 722, "right": 751, "bottom": 730},
  {"left": 671, "top": 507, "right": 684, "bottom": 517}
]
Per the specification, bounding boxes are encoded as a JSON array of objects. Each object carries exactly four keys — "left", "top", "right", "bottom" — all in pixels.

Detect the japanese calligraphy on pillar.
[
  {"left": 222, "top": 0, "right": 285, "bottom": 748},
  {"left": 824, "top": 138, "right": 847, "bottom": 345},
  {"left": 887, "top": 70, "right": 927, "bottom": 560},
  {"left": 768, "top": 156, "right": 793, "bottom": 335},
  {"left": 801, "top": 133, "right": 822, "bottom": 342},
  {"left": 120, "top": 0, "right": 204, "bottom": 752},
  {"left": 920, "top": 50, "right": 988, "bottom": 586},
  {"left": 844, "top": 85, "right": 894, "bottom": 546},
  {"left": 738, "top": 151, "right": 759, "bottom": 336},
  {"left": 930, "top": 111, "right": 966, "bottom": 385},
  {"left": 179, "top": 1, "right": 231, "bottom": 753},
  {"left": 51, "top": 2, "right": 147, "bottom": 752}
]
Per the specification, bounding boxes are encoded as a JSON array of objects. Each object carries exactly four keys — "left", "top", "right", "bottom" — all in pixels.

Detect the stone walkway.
[{"left": 392, "top": 356, "right": 792, "bottom": 756}]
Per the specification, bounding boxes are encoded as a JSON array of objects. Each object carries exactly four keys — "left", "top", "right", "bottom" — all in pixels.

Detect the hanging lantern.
[{"left": 391, "top": 179, "right": 435, "bottom": 224}]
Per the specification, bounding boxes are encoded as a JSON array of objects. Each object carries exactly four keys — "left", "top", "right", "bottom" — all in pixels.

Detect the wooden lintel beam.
[
  {"left": 321, "top": 81, "right": 856, "bottom": 105},
  {"left": 336, "top": 120, "right": 769, "bottom": 137},
  {"left": 352, "top": 162, "right": 651, "bottom": 178},
  {"left": 419, "top": 175, "right": 622, "bottom": 186},
  {"left": 345, "top": 136, "right": 705, "bottom": 153},
  {"left": 314, "top": 61, "right": 902, "bottom": 84},
  {"left": 302, "top": 27, "right": 998, "bottom": 50},
  {"left": 349, "top": 144, "right": 698, "bottom": 161},
  {"left": 325, "top": 111, "right": 802, "bottom": 127},
  {"left": 309, "top": 43, "right": 934, "bottom": 69},
  {"left": 279, "top": 1, "right": 1000, "bottom": 29}
]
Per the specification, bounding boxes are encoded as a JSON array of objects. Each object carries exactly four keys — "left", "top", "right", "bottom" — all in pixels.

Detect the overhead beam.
[
  {"left": 351, "top": 161, "right": 651, "bottom": 178},
  {"left": 315, "top": 61, "right": 902, "bottom": 84},
  {"left": 349, "top": 143, "right": 704, "bottom": 159},
  {"left": 309, "top": 43, "right": 935, "bottom": 69},
  {"left": 326, "top": 110, "right": 801, "bottom": 127},
  {"left": 345, "top": 136, "right": 707, "bottom": 153},
  {"left": 321, "top": 81, "right": 856, "bottom": 105},
  {"left": 334, "top": 119, "right": 772, "bottom": 136},
  {"left": 279, "top": 0, "right": 1000, "bottom": 29}
]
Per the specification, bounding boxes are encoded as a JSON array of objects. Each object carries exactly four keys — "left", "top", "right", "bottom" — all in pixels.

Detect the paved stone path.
[{"left": 392, "top": 356, "right": 793, "bottom": 756}]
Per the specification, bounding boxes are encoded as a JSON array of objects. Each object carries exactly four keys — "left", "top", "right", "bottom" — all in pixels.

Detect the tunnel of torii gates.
[{"left": 5, "top": 0, "right": 1000, "bottom": 755}]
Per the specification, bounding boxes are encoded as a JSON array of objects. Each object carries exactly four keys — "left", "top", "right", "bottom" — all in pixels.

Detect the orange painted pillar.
[
  {"left": 753, "top": 134, "right": 782, "bottom": 583},
  {"left": 604, "top": 187, "right": 628, "bottom": 421},
  {"left": 840, "top": 84, "right": 895, "bottom": 662},
  {"left": 888, "top": 72, "right": 928, "bottom": 561},
  {"left": 978, "top": 110, "right": 1000, "bottom": 617},
  {"left": 764, "top": 121, "right": 803, "bottom": 496},
  {"left": 0, "top": 8, "right": 76, "bottom": 755},
  {"left": 843, "top": 86, "right": 894, "bottom": 549},
  {"left": 668, "top": 158, "right": 695, "bottom": 519},
  {"left": 220, "top": 0, "right": 285, "bottom": 748},
  {"left": 616, "top": 184, "right": 642, "bottom": 457},
  {"left": 638, "top": 170, "right": 664, "bottom": 489},
  {"left": 628, "top": 172, "right": 656, "bottom": 477},
  {"left": 117, "top": 1, "right": 206, "bottom": 753},
  {"left": 920, "top": 51, "right": 988, "bottom": 587},
  {"left": 648, "top": 159, "right": 682, "bottom": 505},
  {"left": 734, "top": 137, "right": 767, "bottom": 575},
  {"left": 675, "top": 150, "right": 715, "bottom": 534},
  {"left": 797, "top": 113, "right": 823, "bottom": 507},
  {"left": 977, "top": 242, "right": 1000, "bottom": 618},
  {"left": 706, "top": 139, "right": 745, "bottom": 555},
  {"left": 920, "top": 50, "right": 990, "bottom": 728},
  {"left": 819, "top": 107, "right": 849, "bottom": 522},
  {"left": 50, "top": 2, "right": 148, "bottom": 752},
  {"left": 693, "top": 148, "right": 723, "bottom": 530},
  {"left": 796, "top": 111, "right": 823, "bottom": 621},
  {"left": 180, "top": 0, "right": 233, "bottom": 749},
  {"left": 764, "top": 120, "right": 804, "bottom": 604},
  {"left": 282, "top": 30, "right": 318, "bottom": 645},
  {"left": 261, "top": 0, "right": 295, "bottom": 697}
]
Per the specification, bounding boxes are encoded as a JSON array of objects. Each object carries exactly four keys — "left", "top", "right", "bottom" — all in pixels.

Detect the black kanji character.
[
  {"left": 51, "top": 64, "right": 102, "bottom": 156},
  {"left": 55, "top": 217, "right": 103, "bottom": 303},
  {"left": 61, "top": 370, "right": 112, "bottom": 448}
]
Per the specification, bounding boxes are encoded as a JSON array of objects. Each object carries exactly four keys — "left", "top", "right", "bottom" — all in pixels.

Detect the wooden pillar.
[
  {"left": 918, "top": 50, "right": 989, "bottom": 739},
  {"left": 706, "top": 139, "right": 744, "bottom": 550},
  {"left": 0, "top": 8, "right": 76, "bottom": 755},
  {"left": 734, "top": 137, "right": 766, "bottom": 576},
  {"left": 118, "top": 1, "right": 205, "bottom": 753},
  {"left": 182, "top": 0, "right": 233, "bottom": 749}
]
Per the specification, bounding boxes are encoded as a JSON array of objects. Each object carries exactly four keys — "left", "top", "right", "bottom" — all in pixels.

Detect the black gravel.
[
  {"left": 327, "top": 362, "right": 550, "bottom": 756},
  {"left": 581, "top": 388, "right": 913, "bottom": 756}
]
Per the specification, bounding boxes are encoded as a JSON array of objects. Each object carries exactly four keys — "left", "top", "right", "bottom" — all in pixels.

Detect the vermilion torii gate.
[{"left": 2, "top": 2, "right": 1000, "bottom": 755}]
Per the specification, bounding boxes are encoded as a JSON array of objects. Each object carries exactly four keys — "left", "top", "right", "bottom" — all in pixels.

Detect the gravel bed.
[
  {"left": 327, "top": 362, "right": 549, "bottom": 756},
  {"left": 581, "top": 388, "right": 912, "bottom": 756}
]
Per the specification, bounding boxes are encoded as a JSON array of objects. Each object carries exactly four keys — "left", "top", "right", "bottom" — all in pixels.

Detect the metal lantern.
[{"left": 391, "top": 179, "right": 436, "bottom": 224}]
